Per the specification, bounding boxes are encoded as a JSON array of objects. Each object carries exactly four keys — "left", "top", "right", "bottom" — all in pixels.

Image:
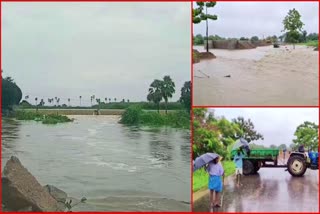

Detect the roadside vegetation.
[{"left": 14, "top": 110, "right": 73, "bottom": 124}]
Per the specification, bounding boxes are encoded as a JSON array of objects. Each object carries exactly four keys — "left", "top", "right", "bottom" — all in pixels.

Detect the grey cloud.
[
  {"left": 3, "top": 2, "right": 190, "bottom": 105},
  {"left": 194, "top": 2, "right": 318, "bottom": 38}
]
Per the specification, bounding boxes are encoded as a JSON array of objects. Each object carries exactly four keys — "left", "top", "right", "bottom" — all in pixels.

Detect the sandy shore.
[{"left": 193, "top": 45, "right": 318, "bottom": 106}]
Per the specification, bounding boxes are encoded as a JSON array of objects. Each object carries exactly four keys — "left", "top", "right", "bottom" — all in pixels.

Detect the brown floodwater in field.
[{"left": 193, "top": 45, "right": 318, "bottom": 106}]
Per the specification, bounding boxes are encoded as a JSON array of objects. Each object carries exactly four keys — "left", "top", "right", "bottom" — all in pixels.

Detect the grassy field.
[
  {"left": 193, "top": 161, "right": 235, "bottom": 192},
  {"left": 298, "top": 40, "right": 318, "bottom": 48}
]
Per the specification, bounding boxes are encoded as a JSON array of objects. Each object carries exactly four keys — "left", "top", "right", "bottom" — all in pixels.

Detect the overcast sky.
[
  {"left": 2, "top": 2, "right": 190, "bottom": 106},
  {"left": 209, "top": 108, "right": 319, "bottom": 147},
  {"left": 193, "top": 2, "right": 318, "bottom": 38}
]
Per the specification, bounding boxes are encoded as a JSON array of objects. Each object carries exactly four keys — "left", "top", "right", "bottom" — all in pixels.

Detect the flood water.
[
  {"left": 2, "top": 116, "right": 191, "bottom": 211},
  {"left": 193, "top": 168, "right": 319, "bottom": 212},
  {"left": 193, "top": 45, "right": 318, "bottom": 106}
]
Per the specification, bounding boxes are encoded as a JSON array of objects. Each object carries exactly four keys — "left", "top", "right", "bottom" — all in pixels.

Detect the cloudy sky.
[
  {"left": 193, "top": 2, "right": 318, "bottom": 38},
  {"left": 2, "top": 2, "right": 190, "bottom": 106},
  {"left": 209, "top": 108, "right": 319, "bottom": 147}
]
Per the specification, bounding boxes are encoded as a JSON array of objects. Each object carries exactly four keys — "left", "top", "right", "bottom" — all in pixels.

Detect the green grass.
[
  {"left": 120, "top": 105, "right": 190, "bottom": 129},
  {"left": 193, "top": 161, "right": 235, "bottom": 192},
  {"left": 14, "top": 110, "right": 73, "bottom": 124},
  {"left": 298, "top": 40, "right": 318, "bottom": 48}
]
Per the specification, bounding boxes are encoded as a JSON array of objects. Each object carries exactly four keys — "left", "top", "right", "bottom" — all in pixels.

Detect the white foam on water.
[
  {"left": 88, "top": 129, "right": 98, "bottom": 135},
  {"left": 85, "top": 157, "right": 137, "bottom": 173}
]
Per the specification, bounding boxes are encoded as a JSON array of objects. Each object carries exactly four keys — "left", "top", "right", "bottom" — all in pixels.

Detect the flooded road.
[
  {"left": 193, "top": 168, "right": 319, "bottom": 212},
  {"left": 193, "top": 45, "right": 318, "bottom": 106},
  {"left": 2, "top": 116, "right": 191, "bottom": 211}
]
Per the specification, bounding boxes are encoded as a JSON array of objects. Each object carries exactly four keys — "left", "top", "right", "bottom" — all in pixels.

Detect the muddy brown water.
[
  {"left": 2, "top": 116, "right": 191, "bottom": 211},
  {"left": 193, "top": 45, "right": 318, "bottom": 106},
  {"left": 193, "top": 168, "right": 319, "bottom": 212}
]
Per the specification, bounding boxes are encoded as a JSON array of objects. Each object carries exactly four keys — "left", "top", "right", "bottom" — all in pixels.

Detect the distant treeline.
[
  {"left": 193, "top": 32, "right": 319, "bottom": 45},
  {"left": 19, "top": 101, "right": 184, "bottom": 110}
]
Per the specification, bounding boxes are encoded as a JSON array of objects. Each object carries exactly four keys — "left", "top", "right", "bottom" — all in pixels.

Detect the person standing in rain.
[
  {"left": 206, "top": 156, "right": 224, "bottom": 209},
  {"left": 233, "top": 148, "right": 245, "bottom": 188}
]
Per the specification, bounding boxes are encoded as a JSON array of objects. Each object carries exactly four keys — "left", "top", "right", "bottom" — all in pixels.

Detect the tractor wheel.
[
  {"left": 287, "top": 155, "right": 307, "bottom": 177},
  {"left": 253, "top": 162, "right": 261, "bottom": 174},
  {"left": 243, "top": 160, "right": 254, "bottom": 175}
]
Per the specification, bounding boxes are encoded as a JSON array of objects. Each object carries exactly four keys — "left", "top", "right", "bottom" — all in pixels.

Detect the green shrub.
[
  {"left": 14, "top": 110, "right": 72, "bottom": 124},
  {"left": 119, "top": 105, "right": 143, "bottom": 125}
]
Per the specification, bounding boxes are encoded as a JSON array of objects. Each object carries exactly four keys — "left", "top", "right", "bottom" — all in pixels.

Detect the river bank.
[{"left": 193, "top": 45, "right": 318, "bottom": 105}]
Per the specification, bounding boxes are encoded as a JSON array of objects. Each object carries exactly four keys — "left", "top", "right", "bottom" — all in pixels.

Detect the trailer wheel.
[
  {"left": 243, "top": 160, "right": 254, "bottom": 175},
  {"left": 287, "top": 155, "right": 307, "bottom": 177}
]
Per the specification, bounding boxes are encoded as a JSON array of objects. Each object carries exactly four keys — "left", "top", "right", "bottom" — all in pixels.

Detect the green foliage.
[
  {"left": 179, "top": 81, "right": 191, "bottom": 112},
  {"left": 14, "top": 110, "right": 72, "bottom": 124},
  {"left": 119, "top": 105, "right": 143, "bottom": 125},
  {"left": 193, "top": 161, "right": 235, "bottom": 192},
  {"left": 192, "top": 109, "right": 242, "bottom": 159},
  {"left": 147, "top": 76, "right": 176, "bottom": 114},
  {"left": 240, "top": 37, "right": 249, "bottom": 41},
  {"left": 232, "top": 117, "right": 264, "bottom": 143},
  {"left": 120, "top": 106, "right": 189, "bottom": 129},
  {"left": 250, "top": 36, "right": 259, "bottom": 42},
  {"left": 2, "top": 75, "right": 22, "bottom": 110},
  {"left": 306, "top": 33, "right": 318, "bottom": 41},
  {"left": 193, "top": 34, "right": 204, "bottom": 45},
  {"left": 283, "top": 8, "right": 304, "bottom": 48},
  {"left": 193, "top": 2, "right": 218, "bottom": 52},
  {"left": 293, "top": 121, "right": 319, "bottom": 151}
]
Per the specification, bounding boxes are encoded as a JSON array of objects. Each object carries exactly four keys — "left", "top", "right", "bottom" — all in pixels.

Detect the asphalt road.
[{"left": 193, "top": 168, "right": 319, "bottom": 212}]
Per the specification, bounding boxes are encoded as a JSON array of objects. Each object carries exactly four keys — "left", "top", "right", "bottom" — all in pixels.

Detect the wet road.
[{"left": 193, "top": 168, "right": 319, "bottom": 212}]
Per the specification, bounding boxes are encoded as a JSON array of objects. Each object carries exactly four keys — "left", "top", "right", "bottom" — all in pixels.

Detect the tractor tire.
[
  {"left": 253, "top": 162, "right": 261, "bottom": 174},
  {"left": 243, "top": 160, "right": 254, "bottom": 175},
  {"left": 287, "top": 155, "right": 307, "bottom": 177}
]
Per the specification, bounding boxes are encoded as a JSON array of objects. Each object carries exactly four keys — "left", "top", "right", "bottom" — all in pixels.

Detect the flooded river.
[
  {"left": 193, "top": 45, "right": 318, "bottom": 106},
  {"left": 2, "top": 116, "right": 191, "bottom": 211}
]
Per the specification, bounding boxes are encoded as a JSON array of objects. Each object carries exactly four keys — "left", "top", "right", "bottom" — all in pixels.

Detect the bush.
[
  {"left": 119, "top": 105, "right": 143, "bottom": 125},
  {"left": 14, "top": 110, "right": 72, "bottom": 124},
  {"left": 120, "top": 106, "right": 189, "bottom": 129}
]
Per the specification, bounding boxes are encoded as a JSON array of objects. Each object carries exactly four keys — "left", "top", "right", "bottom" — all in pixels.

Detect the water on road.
[{"left": 193, "top": 168, "right": 319, "bottom": 212}]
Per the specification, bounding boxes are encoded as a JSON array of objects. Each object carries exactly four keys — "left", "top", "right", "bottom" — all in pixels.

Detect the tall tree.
[
  {"left": 35, "top": 97, "right": 38, "bottom": 106},
  {"left": 68, "top": 98, "right": 71, "bottom": 106},
  {"left": 232, "top": 117, "right": 264, "bottom": 143},
  {"left": 293, "top": 121, "right": 318, "bottom": 151},
  {"left": 161, "top": 76, "right": 175, "bottom": 114},
  {"left": 2, "top": 76, "right": 22, "bottom": 110},
  {"left": 282, "top": 8, "right": 304, "bottom": 49},
  {"left": 147, "top": 79, "right": 163, "bottom": 113},
  {"left": 193, "top": 2, "right": 218, "bottom": 52},
  {"left": 79, "top": 96, "right": 82, "bottom": 106},
  {"left": 179, "top": 81, "right": 191, "bottom": 112}
]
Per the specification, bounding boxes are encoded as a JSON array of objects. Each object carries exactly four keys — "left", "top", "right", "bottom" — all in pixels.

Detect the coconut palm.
[
  {"left": 161, "top": 75, "right": 175, "bottom": 114},
  {"left": 79, "top": 96, "right": 82, "bottom": 106},
  {"left": 68, "top": 98, "right": 71, "bottom": 107},
  {"left": 109, "top": 98, "right": 111, "bottom": 102},
  {"left": 105, "top": 98, "right": 107, "bottom": 103},
  {"left": 114, "top": 98, "right": 117, "bottom": 102},
  {"left": 127, "top": 99, "right": 130, "bottom": 103},
  {"left": 35, "top": 97, "right": 38, "bottom": 106}
]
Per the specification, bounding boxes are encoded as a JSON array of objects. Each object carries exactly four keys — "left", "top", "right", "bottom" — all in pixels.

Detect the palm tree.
[
  {"left": 109, "top": 98, "right": 111, "bottom": 102},
  {"left": 122, "top": 99, "right": 125, "bottom": 103},
  {"left": 68, "top": 98, "right": 71, "bottom": 107},
  {"left": 57, "top": 98, "right": 60, "bottom": 106},
  {"left": 127, "top": 99, "right": 130, "bottom": 103},
  {"left": 105, "top": 98, "right": 107, "bottom": 103},
  {"left": 79, "top": 96, "right": 82, "bottom": 106},
  {"left": 161, "top": 75, "right": 175, "bottom": 114},
  {"left": 147, "top": 79, "right": 163, "bottom": 113},
  {"left": 48, "top": 98, "right": 51, "bottom": 105},
  {"left": 35, "top": 97, "right": 38, "bottom": 106},
  {"left": 25, "top": 95, "right": 29, "bottom": 101},
  {"left": 114, "top": 98, "right": 117, "bottom": 102}
]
